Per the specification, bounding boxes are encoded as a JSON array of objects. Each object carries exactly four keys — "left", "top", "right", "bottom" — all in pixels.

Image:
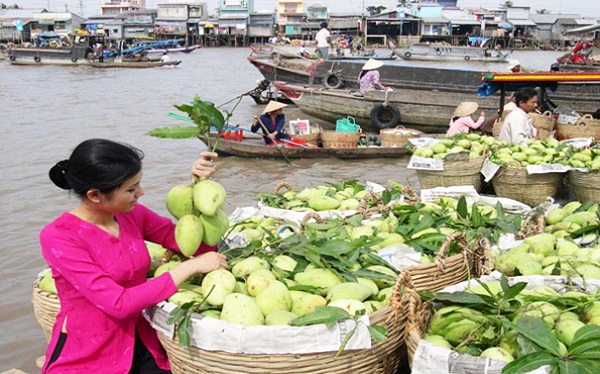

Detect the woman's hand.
[
  {"left": 190, "top": 251, "right": 228, "bottom": 274},
  {"left": 191, "top": 151, "right": 218, "bottom": 181},
  {"left": 267, "top": 132, "right": 277, "bottom": 140},
  {"left": 480, "top": 110, "right": 486, "bottom": 117},
  {"left": 253, "top": 115, "right": 258, "bottom": 125}
]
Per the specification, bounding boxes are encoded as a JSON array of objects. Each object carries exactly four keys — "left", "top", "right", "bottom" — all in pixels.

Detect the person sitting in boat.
[
  {"left": 160, "top": 51, "right": 170, "bottom": 63},
  {"left": 507, "top": 59, "right": 521, "bottom": 73},
  {"left": 498, "top": 87, "right": 539, "bottom": 145},
  {"left": 446, "top": 102, "right": 486, "bottom": 137},
  {"left": 251, "top": 101, "right": 292, "bottom": 146},
  {"left": 358, "top": 59, "right": 392, "bottom": 94}
]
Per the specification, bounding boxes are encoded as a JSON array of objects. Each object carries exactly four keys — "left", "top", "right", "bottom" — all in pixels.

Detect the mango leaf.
[
  {"left": 147, "top": 126, "right": 202, "bottom": 138},
  {"left": 433, "top": 291, "right": 488, "bottom": 305},
  {"left": 381, "top": 189, "right": 392, "bottom": 205},
  {"left": 457, "top": 196, "right": 468, "bottom": 219},
  {"left": 290, "top": 306, "right": 351, "bottom": 328},
  {"left": 471, "top": 203, "right": 482, "bottom": 227},
  {"left": 510, "top": 315, "right": 561, "bottom": 356},
  {"left": 502, "top": 282, "right": 528, "bottom": 301},
  {"left": 558, "top": 360, "right": 598, "bottom": 374},
  {"left": 571, "top": 324, "right": 600, "bottom": 346},
  {"left": 367, "top": 325, "right": 388, "bottom": 342},
  {"left": 501, "top": 351, "right": 557, "bottom": 374},
  {"left": 568, "top": 325, "right": 600, "bottom": 358},
  {"left": 315, "top": 239, "right": 357, "bottom": 257}
]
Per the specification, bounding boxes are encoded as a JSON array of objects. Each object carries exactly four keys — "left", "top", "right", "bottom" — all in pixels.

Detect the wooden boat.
[
  {"left": 147, "top": 44, "right": 201, "bottom": 54},
  {"left": 251, "top": 55, "right": 600, "bottom": 115},
  {"left": 209, "top": 136, "right": 411, "bottom": 159},
  {"left": 89, "top": 60, "right": 181, "bottom": 68},
  {"left": 394, "top": 43, "right": 511, "bottom": 63},
  {"left": 276, "top": 72, "right": 600, "bottom": 134},
  {"left": 274, "top": 82, "right": 499, "bottom": 134},
  {"left": 7, "top": 34, "right": 99, "bottom": 65}
]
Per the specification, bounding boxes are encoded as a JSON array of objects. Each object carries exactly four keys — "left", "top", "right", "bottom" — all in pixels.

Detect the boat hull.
[
  {"left": 89, "top": 60, "right": 181, "bottom": 68},
  {"left": 251, "top": 56, "right": 600, "bottom": 114},
  {"left": 7, "top": 45, "right": 90, "bottom": 65},
  {"left": 276, "top": 84, "right": 498, "bottom": 133},
  {"left": 211, "top": 137, "right": 411, "bottom": 159}
]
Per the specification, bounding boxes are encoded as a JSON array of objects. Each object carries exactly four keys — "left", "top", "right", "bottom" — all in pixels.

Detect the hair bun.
[{"left": 49, "top": 160, "right": 71, "bottom": 190}]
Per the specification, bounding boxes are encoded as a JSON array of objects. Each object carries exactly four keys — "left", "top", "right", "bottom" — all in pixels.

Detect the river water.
[{"left": 0, "top": 47, "right": 564, "bottom": 372}]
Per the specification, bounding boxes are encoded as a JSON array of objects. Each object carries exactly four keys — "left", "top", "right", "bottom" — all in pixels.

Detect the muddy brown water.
[{"left": 0, "top": 47, "right": 563, "bottom": 372}]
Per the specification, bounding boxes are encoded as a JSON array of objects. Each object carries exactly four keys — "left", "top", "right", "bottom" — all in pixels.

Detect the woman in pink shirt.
[
  {"left": 40, "top": 139, "right": 228, "bottom": 374},
  {"left": 446, "top": 101, "right": 486, "bottom": 137}
]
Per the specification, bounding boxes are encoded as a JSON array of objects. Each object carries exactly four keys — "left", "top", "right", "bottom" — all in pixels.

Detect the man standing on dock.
[{"left": 315, "top": 22, "right": 331, "bottom": 61}]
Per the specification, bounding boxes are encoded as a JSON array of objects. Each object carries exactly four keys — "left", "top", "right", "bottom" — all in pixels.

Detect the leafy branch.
[{"left": 147, "top": 95, "right": 243, "bottom": 151}]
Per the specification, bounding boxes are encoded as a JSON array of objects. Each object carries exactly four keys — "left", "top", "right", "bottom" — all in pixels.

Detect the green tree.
[
  {"left": 366, "top": 5, "right": 386, "bottom": 16},
  {"left": 501, "top": 0, "right": 513, "bottom": 8},
  {"left": 536, "top": 8, "right": 551, "bottom": 14},
  {"left": 397, "top": 0, "right": 415, "bottom": 6}
]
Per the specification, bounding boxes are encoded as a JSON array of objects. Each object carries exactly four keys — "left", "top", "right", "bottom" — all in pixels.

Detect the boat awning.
[
  {"left": 508, "top": 19, "right": 537, "bottom": 26},
  {"left": 421, "top": 17, "right": 447, "bottom": 24},
  {"left": 448, "top": 18, "right": 481, "bottom": 26},
  {"left": 565, "top": 23, "right": 600, "bottom": 34},
  {"left": 477, "top": 72, "right": 600, "bottom": 97},
  {"left": 498, "top": 22, "right": 513, "bottom": 29}
]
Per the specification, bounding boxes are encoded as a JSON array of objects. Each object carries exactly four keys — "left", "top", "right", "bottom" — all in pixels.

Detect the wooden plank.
[{"left": 1, "top": 369, "right": 29, "bottom": 374}]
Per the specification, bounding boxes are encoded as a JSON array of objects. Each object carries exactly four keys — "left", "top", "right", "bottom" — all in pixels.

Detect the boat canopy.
[{"left": 477, "top": 72, "right": 600, "bottom": 97}]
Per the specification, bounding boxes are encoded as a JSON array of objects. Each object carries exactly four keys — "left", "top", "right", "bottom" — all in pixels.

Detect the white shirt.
[
  {"left": 498, "top": 107, "right": 537, "bottom": 145},
  {"left": 315, "top": 28, "right": 331, "bottom": 48},
  {"left": 160, "top": 54, "right": 170, "bottom": 63}
]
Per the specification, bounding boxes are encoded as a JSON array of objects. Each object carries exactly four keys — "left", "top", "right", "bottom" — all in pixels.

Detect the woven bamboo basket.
[
  {"left": 379, "top": 126, "right": 422, "bottom": 147},
  {"left": 321, "top": 131, "right": 360, "bottom": 149},
  {"left": 569, "top": 169, "right": 600, "bottom": 204},
  {"left": 416, "top": 155, "right": 485, "bottom": 192},
  {"left": 492, "top": 165, "right": 563, "bottom": 207},
  {"left": 556, "top": 114, "right": 600, "bottom": 141},
  {"left": 294, "top": 125, "right": 321, "bottom": 146},
  {"left": 156, "top": 273, "right": 411, "bottom": 374},
  {"left": 404, "top": 238, "right": 493, "bottom": 366},
  {"left": 402, "top": 232, "right": 492, "bottom": 292},
  {"left": 32, "top": 275, "right": 60, "bottom": 342},
  {"left": 492, "top": 112, "right": 511, "bottom": 139}
]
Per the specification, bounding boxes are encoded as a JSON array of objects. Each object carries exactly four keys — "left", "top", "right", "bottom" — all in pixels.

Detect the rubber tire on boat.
[
  {"left": 436, "top": 49, "right": 442, "bottom": 55},
  {"left": 404, "top": 51, "right": 411, "bottom": 58},
  {"left": 71, "top": 57, "right": 78, "bottom": 63},
  {"left": 9, "top": 55, "right": 15, "bottom": 61},
  {"left": 34, "top": 56, "right": 41, "bottom": 63},
  {"left": 464, "top": 55, "right": 471, "bottom": 61},
  {"left": 370, "top": 104, "right": 401, "bottom": 129},
  {"left": 325, "top": 73, "right": 344, "bottom": 89}
]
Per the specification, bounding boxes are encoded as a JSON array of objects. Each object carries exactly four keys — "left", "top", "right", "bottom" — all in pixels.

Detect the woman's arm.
[{"left": 371, "top": 71, "right": 386, "bottom": 90}]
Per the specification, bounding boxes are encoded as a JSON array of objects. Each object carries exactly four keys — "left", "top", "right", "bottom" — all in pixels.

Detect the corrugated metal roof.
[
  {"left": 0, "top": 8, "right": 45, "bottom": 20},
  {"left": 508, "top": 19, "right": 537, "bottom": 26},
  {"left": 565, "top": 23, "right": 600, "bottom": 34}
]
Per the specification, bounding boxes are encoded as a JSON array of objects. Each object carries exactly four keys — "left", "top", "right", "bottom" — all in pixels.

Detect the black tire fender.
[
  {"left": 370, "top": 104, "right": 401, "bottom": 129},
  {"left": 436, "top": 49, "right": 442, "bottom": 55},
  {"left": 9, "top": 55, "right": 16, "bottom": 61},
  {"left": 464, "top": 55, "right": 471, "bottom": 61},
  {"left": 34, "top": 56, "right": 41, "bottom": 63},
  {"left": 404, "top": 51, "right": 411, "bottom": 58},
  {"left": 324, "top": 72, "right": 344, "bottom": 89},
  {"left": 71, "top": 57, "right": 78, "bottom": 63}
]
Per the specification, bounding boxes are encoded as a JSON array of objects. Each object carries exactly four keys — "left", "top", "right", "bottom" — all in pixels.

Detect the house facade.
[
  {"left": 101, "top": 0, "right": 146, "bottom": 16},
  {"left": 218, "top": 0, "right": 253, "bottom": 36}
]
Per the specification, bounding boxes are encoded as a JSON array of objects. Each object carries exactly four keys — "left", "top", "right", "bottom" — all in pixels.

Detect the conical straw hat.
[
  {"left": 263, "top": 101, "right": 288, "bottom": 114},
  {"left": 362, "top": 58, "right": 384, "bottom": 71},
  {"left": 453, "top": 102, "right": 479, "bottom": 117}
]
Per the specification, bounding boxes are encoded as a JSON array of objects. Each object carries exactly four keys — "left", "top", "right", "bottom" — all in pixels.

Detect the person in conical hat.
[
  {"left": 251, "top": 100, "right": 292, "bottom": 145},
  {"left": 446, "top": 101, "right": 486, "bottom": 137},
  {"left": 358, "top": 58, "right": 391, "bottom": 94}
]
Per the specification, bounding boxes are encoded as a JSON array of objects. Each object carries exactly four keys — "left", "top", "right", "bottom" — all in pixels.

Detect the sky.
[{"left": 10, "top": 0, "right": 600, "bottom": 18}]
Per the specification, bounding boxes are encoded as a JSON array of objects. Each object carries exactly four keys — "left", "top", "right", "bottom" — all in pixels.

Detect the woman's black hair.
[
  {"left": 515, "top": 87, "right": 538, "bottom": 107},
  {"left": 49, "top": 139, "right": 144, "bottom": 198}
]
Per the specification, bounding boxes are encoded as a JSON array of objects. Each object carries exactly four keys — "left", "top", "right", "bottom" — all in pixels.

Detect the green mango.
[
  {"left": 265, "top": 310, "right": 297, "bottom": 325},
  {"left": 294, "top": 268, "right": 341, "bottom": 294},
  {"left": 307, "top": 196, "right": 341, "bottom": 211},
  {"left": 326, "top": 282, "right": 373, "bottom": 302},
  {"left": 168, "top": 290, "right": 203, "bottom": 306},
  {"left": 327, "top": 299, "right": 367, "bottom": 316},
  {"left": 201, "top": 269, "right": 236, "bottom": 306},
  {"left": 255, "top": 280, "right": 292, "bottom": 316},
  {"left": 231, "top": 256, "right": 270, "bottom": 279},
  {"left": 220, "top": 293, "right": 264, "bottom": 326},
  {"left": 555, "top": 319, "right": 585, "bottom": 346},
  {"left": 480, "top": 347, "right": 514, "bottom": 363},
  {"left": 545, "top": 208, "right": 568, "bottom": 225},
  {"left": 165, "top": 184, "right": 194, "bottom": 220},
  {"left": 193, "top": 179, "right": 227, "bottom": 216},
  {"left": 175, "top": 214, "right": 204, "bottom": 257},
  {"left": 423, "top": 334, "right": 452, "bottom": 349},
  {"left": 39, "top": 271, "right": 57, "bottom": 294},
  {"left": 200, "top": 209, "right": 229, "bottom": 246},
  {"left": 289, "top": 290, "right": 327, "bottom": 316}
]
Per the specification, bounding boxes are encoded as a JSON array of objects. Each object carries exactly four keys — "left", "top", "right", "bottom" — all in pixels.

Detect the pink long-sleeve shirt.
[
  {"left": 446, "top": 115, "right": 485, "bottom": 137},
  {"left": 40, "top": 204, "right": 215, "bottom": 374}
]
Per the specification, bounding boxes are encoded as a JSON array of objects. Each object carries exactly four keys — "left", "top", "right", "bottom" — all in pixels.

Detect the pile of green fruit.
[
  {"left": 489, "top": 138, "right": 569, "bottom": 167},
  {"left": 166, "top": 179, "right": 230, "bottom": 256},
  {"left": 257, "top": 180, "right": 393, "bottom": 212},
  {"left": 412, "top": 133, "right": 496, "bottom": 159},
  {"left": 562, "top": 146, "right": 600, "bottom": 169},
  {"left": 493, "top": 201, "right": 600, "bottom": 278},
  {"left": 421, "top": 276, "right": 600, "bottom": 372},
  {"left": 160, "top": 248, "right": 399, "bottom": 327}
]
